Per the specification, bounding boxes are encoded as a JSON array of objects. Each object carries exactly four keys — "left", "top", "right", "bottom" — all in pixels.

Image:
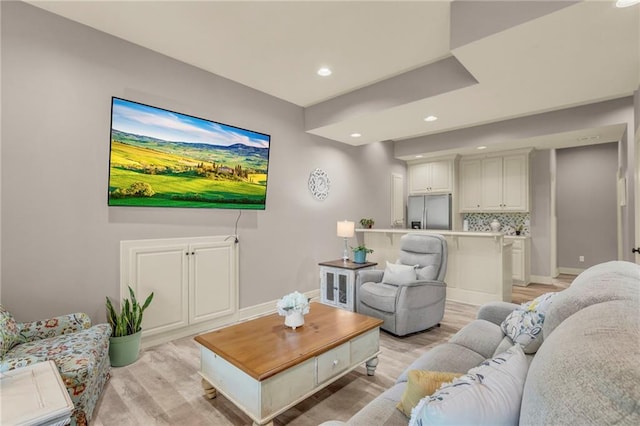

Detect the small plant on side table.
[{"left": 351, "top": 245, "right": 374, "bottom": 264}]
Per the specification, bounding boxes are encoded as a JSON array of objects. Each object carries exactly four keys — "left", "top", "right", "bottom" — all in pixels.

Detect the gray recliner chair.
[{"left": 356, "top": 233, "right": 447, "bottom": 336}]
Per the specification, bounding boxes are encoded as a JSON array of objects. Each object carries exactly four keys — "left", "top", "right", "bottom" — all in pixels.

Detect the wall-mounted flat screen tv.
[{"left": 108, "top": 97, "right": 270, "bottom": 209}]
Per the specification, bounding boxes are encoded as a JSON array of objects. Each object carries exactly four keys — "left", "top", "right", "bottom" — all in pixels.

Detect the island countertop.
[
  {"left": 355, "top": 228, "right": 503, "bottom": 238},
  {"left": 357, "top": 229, "right": 513, "bottom": 305}
]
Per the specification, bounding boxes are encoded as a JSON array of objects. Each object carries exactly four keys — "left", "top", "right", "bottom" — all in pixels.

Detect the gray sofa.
[{"left": 323, "top": 260, "right": 640, "bottom": 425}]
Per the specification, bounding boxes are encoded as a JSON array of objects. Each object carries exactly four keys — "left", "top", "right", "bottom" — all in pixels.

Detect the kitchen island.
[{"left": 356, "top": 229, "right": 513, "bottom": 305}]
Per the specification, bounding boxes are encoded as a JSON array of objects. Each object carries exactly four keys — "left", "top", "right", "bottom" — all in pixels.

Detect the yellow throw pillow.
[{"left": 396, "top": 370, "right": 463, "bottom": 417}]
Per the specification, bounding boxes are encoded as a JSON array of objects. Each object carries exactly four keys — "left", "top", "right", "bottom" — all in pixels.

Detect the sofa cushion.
[
  {"left": 396, "top": 370, "right": 463, "bottom": 416},
  {"left": 0, "top": 305, "right": 25, "bottom": 358},
  {"left": 520, "top": 300, "right": 640, "bottom": 425},
  {"left": 348, "top": 382, "right": 408, "bottom": 426},
  {"left": 397, "top": 343, "right": 487, "bottom": 384},
  {"left": 382, "top": 261, "right": 416, "bottom": 285},
  {"left": 543, "top": 261, "right": 640, "bottom": 338},
  {"left": 449, "top": 319, "right": 506, "bottom": 360},
  {"left": 359, "top": 282, "right": 398, "bottom": 313},
  {"left": 501, "top": 292, "right": 555, "bottom": 354},
  {"left": 409, "top": 344, "right": 528, "bottom": 426},
  {"left": 5, "top": 324, "right": 111, "bottom": 393}
]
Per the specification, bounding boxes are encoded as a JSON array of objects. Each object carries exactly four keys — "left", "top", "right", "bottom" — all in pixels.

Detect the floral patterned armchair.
[{"left": 1, "top": 304, "right": 111, "bottom": 426}]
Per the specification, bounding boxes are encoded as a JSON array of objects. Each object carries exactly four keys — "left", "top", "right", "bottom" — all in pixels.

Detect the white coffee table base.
[{"left": 198, "top": 329, "right": 380, "bottom": 426}]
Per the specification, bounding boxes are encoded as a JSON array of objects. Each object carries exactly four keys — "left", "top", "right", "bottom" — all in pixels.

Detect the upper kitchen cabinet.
[
  {"left": 460, "top": 150, "right": 531, "bottom": 213},
  {"left": 408, "top": 157, "right": 456, "bottom": 194},
  {"left": 459, "top": 159, "right": 482, "bottom": 211}
]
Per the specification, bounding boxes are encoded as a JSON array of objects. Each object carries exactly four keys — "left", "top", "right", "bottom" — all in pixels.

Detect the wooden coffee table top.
[{"left": 194, "top": 302, "right": 383, "bottom": 381}]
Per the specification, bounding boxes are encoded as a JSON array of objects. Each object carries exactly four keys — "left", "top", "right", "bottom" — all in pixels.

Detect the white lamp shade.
[{"left": 337, "top": 220, "right": 355, "bottom": 238}]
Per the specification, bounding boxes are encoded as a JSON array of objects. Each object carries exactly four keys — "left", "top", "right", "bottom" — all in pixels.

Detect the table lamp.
[{"left": 337, "top": 220, "right": 355, "bottom": 261}]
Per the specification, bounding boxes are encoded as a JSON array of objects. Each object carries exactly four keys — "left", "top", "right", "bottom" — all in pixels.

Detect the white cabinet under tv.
[{"left": 120, "top": 236, "right": 238, "bottom": 344}]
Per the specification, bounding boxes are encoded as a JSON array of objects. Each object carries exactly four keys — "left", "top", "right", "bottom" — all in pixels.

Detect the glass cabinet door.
[
  {"left": 324, "top": 271, "right": 335, "bottom": 303},
  {"left": 337, "top": 273, "right": 348, "bottom": 305}
]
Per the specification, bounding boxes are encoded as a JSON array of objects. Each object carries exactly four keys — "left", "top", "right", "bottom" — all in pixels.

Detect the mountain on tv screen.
[{"left": 108, "top": 97, "right": 270, "bottom": 210}]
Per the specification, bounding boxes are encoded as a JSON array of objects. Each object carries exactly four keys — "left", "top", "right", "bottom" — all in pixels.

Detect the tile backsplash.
[{"left": 463, "top": 213, "right": 530, "bottom": 236}]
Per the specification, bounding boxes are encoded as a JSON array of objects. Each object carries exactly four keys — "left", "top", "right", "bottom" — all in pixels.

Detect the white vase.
[
  {"left": 490, "top": 219, "right": 501, "bottom": 232},
  {"left": 284, "top": 311, "right": 305, "bottom": 330}
]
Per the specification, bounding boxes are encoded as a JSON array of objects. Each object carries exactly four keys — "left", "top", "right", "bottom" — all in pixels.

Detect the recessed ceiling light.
[
  {"left": 317, "top": 67, "right": 332, "bottom": 77},
  {"left": 616, "top": 0, "right": 640, "bottom": 8},
  {"left": 415, "top": 155, "right": 424, "bottom": 158},
  {"left": 350, "top": 133, "right": 361, "bottom": 138},
  {"left": 477, "top": 146, "right": 487, "bottom": 150},
  {"left": 423, "top": 115, "right": 438, "bottom": 122}
]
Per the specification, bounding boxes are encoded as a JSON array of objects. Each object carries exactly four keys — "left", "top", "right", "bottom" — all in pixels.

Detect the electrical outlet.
[
  {"left": 579, "top": 256, "right": 585, "bottom": 262},
  {"left": 524, "top": 219, "right": 530, "bottom": 226}
]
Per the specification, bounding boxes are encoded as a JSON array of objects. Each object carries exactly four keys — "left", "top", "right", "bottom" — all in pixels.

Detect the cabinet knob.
[{"left": 333, "top": 360, "right": 339, "bottom": 366}]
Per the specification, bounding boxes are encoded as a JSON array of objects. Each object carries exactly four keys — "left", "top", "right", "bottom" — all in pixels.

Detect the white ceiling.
[{"left": 27, "top": 0, "right": 640, "bottom": 152}]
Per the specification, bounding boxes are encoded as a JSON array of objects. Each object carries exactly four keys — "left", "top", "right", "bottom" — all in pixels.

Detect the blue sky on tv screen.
[{"left": 111, "top": 98, "right": 270, "bottom": 148}]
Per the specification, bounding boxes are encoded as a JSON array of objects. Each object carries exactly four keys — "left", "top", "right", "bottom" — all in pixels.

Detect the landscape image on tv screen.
[{"left": 108, "top": 97, "right": 270, "bottom": 209}]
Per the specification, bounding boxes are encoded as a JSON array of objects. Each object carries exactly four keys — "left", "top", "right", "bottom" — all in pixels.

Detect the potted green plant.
[
  {"left": 351, "top": 245, "right": 374, "bottom": 264},
  {"left": 106, "top": 286, "right": 154, "bottom": 367},
  {"left": 359, "top": 218, "right": 375, "bottom": 229}
]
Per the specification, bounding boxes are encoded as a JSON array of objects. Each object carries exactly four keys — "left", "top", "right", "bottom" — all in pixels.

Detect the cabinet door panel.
[
  {"left": 502, "top": 155, "right": 528, "bottom": 211},
  {"left": 429, "top": 160, "right": 452, "bottom": 193},
  {"left": 512, "top": 248, "right": 524, "bottom": 281},
  {"left": 127, "top": 245, "right": 189, "bottom": 335},
  {"left": 408, "top": 163, "right": 430, "bottom": 194},
  {"left": 190, "top": 241, "right": 236, "bottom": 324},
  {"left": 459, "top": 160, "right": 482, "bottom": 211},
  {"left": 482, "top": 157, "right": 504, "bottom": 210}
]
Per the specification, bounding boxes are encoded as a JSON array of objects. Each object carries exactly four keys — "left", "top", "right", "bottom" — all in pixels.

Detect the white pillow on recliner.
[{"left": 382, "top": 261, "right": 417, "bottom": 285}]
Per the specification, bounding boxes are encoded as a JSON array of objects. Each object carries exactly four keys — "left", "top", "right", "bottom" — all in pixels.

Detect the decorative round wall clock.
[{"left": 308, "top": 168, "right": 330, "bottom": 200}]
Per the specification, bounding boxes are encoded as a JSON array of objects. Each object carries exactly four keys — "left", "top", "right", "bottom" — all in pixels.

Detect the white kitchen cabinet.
[
  {"left": 121, "top": 236, "right": 238, "bottom": 339},
  {"left": 501, "top": 154, "right": 529, "bottom": 211},
  {"left": 459, "top": 159, "right": 483, "bottom": 211},
  {"left": 460, "top": 151, "right": 530, "bottom": 212},
  {"left": 505, "top": 236, "right": 531, "bottom": 286},
  {"left": 408, "top": 159, "right": 453, "bottom": 194}
]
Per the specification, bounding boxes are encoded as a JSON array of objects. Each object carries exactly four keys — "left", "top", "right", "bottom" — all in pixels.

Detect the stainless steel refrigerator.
[{"left": 407, "top": 194, "right": 452, "bottom": 230}]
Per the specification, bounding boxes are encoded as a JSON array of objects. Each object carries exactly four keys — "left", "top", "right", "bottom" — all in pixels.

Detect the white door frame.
[
  {"left": 550, "top": 150, "right": 558, "bottom": 278},
  {"left": 635, "top": 131, "right": 640, "bottom": 264}
]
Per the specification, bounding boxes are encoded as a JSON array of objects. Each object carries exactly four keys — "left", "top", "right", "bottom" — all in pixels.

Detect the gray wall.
[
  {"left": 0, "top": 2, "right": 404, "bottom": 322},
  {"left": 556, "top": 143, "right": 618, "bottom": 269}
]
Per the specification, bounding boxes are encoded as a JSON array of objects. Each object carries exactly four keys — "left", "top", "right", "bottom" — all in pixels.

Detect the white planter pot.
[{"left": 284, "top": 311, "right": 305, "bottom": 330}]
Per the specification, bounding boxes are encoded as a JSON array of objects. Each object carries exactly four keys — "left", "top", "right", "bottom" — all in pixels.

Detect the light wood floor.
[{"left": 93, "top": 276, "right": 575, "bottom": 426}]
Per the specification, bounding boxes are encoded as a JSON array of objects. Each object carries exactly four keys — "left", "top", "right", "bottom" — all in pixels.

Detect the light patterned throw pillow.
[
  {"left": 382, "top": 261, "right": 417, "bottom": 285},
  {"left": 396, "top": 370, "right": 463, "bottom": 416},
  {"left": 501, "top": 292, "right": 556, "bottom": 354},
  {"left": 409, "top": 344, "right": 529, "bottom": 426},
  {"left": 0, "top": 305, "right": 25, "bottom": 358}
]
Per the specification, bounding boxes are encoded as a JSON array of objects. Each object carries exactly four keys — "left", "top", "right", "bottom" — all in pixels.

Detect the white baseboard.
[
  {"left": 140, "top": 289, "right": 320, "bottom": 349},
  {"left": 558, "top": 267, "right": 585, "bottom": 275},
  {"left": 530, "top": 275, "right": 553, "bottom": 285}
]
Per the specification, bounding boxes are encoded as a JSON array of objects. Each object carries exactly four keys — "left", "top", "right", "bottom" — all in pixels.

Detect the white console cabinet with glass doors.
[{"left": 319, "top": 259, "right": 377, "bottom": 311}]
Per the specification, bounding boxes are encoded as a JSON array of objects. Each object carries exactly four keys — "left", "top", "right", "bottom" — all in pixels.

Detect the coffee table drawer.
[
  {"left": 262, "top": 359, "right": 315, "bottom": 417},
  {"left": 317, "top": 343, "right": 350, "bottom": 383},
  {"left": 351, "top": 328, "right": 379, "bottom": 364}
]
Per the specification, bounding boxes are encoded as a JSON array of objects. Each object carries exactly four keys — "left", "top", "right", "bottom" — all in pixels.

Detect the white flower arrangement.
[{"left": 276, "top": 291, "right": 310, "bottom": 316}]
